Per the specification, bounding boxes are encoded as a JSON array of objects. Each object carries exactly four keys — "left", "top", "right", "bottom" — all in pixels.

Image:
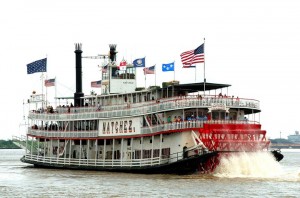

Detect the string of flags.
[{"left": 26, "top": 43, "right": 205, "bottom": 87}]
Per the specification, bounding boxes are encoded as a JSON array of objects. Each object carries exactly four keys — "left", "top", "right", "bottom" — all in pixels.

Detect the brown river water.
[{"left": 0, "top": 149, "right": 299, "bottom": 198}]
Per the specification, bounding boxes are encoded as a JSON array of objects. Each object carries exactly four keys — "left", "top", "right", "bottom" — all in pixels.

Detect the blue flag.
[
  {"left": 133, "top": 57, "right": 145, "bottom": 67},
  {"left": 162, "top": 62, "right": 174, "bottom": 72},
  {"left": 27, "top": 58, "right": 47, "bottom": 74}
]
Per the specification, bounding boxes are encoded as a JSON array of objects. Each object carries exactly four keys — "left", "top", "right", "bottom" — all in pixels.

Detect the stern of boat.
[{"left": 196, "top": 123, "right": 271, "bottom": 172}]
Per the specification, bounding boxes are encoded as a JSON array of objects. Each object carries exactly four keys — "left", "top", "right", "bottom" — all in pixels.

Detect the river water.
[{"left": 0, "top": 149, "right": 299, "bottom": 198}]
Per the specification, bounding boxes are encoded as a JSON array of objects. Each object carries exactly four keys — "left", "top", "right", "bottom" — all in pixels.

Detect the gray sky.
[{"left": 1, "top": 0, "right": 299, "bottom": 139}]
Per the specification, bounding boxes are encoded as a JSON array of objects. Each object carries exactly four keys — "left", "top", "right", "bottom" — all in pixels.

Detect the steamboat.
[{"left": 20, "top": 44, "right": 282, "bottom": 174}]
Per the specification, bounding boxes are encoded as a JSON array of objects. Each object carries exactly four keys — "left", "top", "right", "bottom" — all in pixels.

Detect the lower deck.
[
  {"left": 21, "top": 150, "right": 218, "bottom": 174},
  {"left": 22, "top": 130, "right": 209, "bottom": 171}
]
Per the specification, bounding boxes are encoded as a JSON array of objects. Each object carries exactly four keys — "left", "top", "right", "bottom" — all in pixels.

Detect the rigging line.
[{"left": 56, "top": 81, "right": 75, "bottom": 92}]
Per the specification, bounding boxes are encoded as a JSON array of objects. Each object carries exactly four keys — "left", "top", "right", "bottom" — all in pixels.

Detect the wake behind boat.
[{"left": 19, "top": 43, "right": 282, "bottom": 174}]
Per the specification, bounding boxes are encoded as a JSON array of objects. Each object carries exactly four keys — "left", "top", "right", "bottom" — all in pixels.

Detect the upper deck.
[{"left": 28, "top": 94, "right": 260, "bottom": 121}]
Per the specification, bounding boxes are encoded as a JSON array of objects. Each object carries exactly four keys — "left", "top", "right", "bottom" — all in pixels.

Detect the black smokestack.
[
  {"left": 109, "top": 44, "right": 117, "bottom": 62},
  {"left": 74, "top": 43, "right": 84, "bottom": 106}
]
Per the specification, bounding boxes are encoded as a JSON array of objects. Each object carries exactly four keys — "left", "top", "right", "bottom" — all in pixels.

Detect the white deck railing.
[
  {"left": 23, "top": 148, "right": 208, "bottom": 168},
  {"left": 27, "top": 120, "right": 256, "bottom": 138},
  {"left": 28, "top": 96, "right": 260, "bottom": 121},
  {"left": 24, "top": 154, "right": 169, "bottom": 167}
]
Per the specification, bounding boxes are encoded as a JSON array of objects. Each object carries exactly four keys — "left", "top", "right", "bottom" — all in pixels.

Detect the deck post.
[
  {"left": 95, "top": 139, "right": 98, "bottom": 166},
  {"left": 56, "top": 139, "right": 59, "bottom": 163},
  {"left": 63, "top": 139, "right": 67, "bottom": 164},
  {"left": 37, "top": 138, "right": 40, "bottom": 159},
  {"left": 79, "top": 139, "right": 82, "bottom": 165},
  {"left": 103, "top": 139, "right": 106, "bottom": 166},
  {"left": 121, "top": 138, "right": 124, "bottom": 166},
  {"left": 43, "top": 138, "right": 46, "bottom": 161},
  {"left": 68, "top": 139, "right": 72, "bottom": 164},
  {"left": 140, "top": 137, "right": 143, "bottom": 166},
  {"left": 112, "top": 139, "right": 115, "bottom": 166},
  {"left": 87, "top": 139, "right": 90, "bottom": 165},
  {"left": 130, "top": 138, "right": 133, "bottom": 163},
  {"left": 50, "top": 139, "right": 53, "bottom": 163},
  {"left": 151, "top": 135, "right": 154, "bottom": 165},
  {"left": 30, "top": 136, "right": 33, "bottom": 159},
  {"left": 25, "top": 135, "right": 28, "bottom": 158},
  {"left": 159, "top": 134, "right": 162, "bottom": 164}
]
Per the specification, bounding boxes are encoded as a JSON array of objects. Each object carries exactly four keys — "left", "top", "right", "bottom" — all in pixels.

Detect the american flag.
[
  {"left": 27, "top": 58, "right": 47, "bottom": 74},
  {"left": 91, "top": 80, "right": 101, "bottom": 88},
  {"left": 180, "top": 44, "right": 204, "bottom": 67},
  {"left": 143, "top": 65, "right": 155, "bottom": 75},
  {"left": 45, "top": 78, "right": 55, "bottom": 87}
]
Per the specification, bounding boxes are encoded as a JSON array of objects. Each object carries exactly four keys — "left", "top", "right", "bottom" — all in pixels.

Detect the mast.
[
  {"left": 74, "top": 43, "right": 84, "bottom": 106},
  {"left": 203, "top": 38, "right": 206, "bottom": 96}
]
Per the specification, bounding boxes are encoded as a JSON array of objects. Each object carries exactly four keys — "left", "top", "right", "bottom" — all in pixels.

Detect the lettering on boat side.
[
  {"left": 122, "top": 81, "right": 134, "bottom": 84},
  {"left": 208, "top": 103, "right": 229, "bottom": 112},
  {"left": 99, "top": 118, "right": 140, "bottom": 136}
]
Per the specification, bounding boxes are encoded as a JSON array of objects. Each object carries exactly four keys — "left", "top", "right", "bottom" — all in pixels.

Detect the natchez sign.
[{"left": 99, "top": 117, "right": 141, "bottom": 136}]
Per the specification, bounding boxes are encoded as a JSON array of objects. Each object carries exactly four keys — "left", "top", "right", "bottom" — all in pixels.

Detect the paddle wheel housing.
[
  {"left": 199, "top": 123, "right": 270, "bottom": 152},
  {"left": 194, "top": 123, "right": 270, "bottom": 173}
]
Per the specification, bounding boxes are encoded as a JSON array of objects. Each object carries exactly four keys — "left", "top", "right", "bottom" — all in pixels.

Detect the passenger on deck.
[
  {"left": 191, "top": 114, "right": 195, "bottom": 120},
  {"left": 173, "top": 116, "right": 177, "bottom": 123},
  {"left": 177, "top": 116, "right": 183, "bottom": 122},
  {"left": 167, "top": 115, "right": 172, "bottom": 123},
  {"left": 206, "top": 114, "right": 210, "bottom": 121}
]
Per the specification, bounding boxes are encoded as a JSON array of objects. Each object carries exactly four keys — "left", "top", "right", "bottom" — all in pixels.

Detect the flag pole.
[
  {"left": 154, "top": 65, "right": 157, "bottom": 86},
  {"left": 195, "top": 66, "right": 197, "bottom": 82},
  {"left": 41, "top": 73, "right": 45, "bottom": 108},
  {"left": 45, "top": 74, "right": 48, "bottom": 107},
  {"left": 173, "top": 61, "right": 175, "bottom": 81},
  {"left": 203, "top": 38, "right": 206, "bottom": 96},
  {"left": 154, "top": 65, "right": 158, "bottom": 99},
  {"left": 55, "top": 77, "right": 57, "bottom": 107},
  {"left": 145, "top": 71, "right": 146, "bottom": 89},
  {"left": 44, "top": 55, "right": 47, "bottom": 108}
]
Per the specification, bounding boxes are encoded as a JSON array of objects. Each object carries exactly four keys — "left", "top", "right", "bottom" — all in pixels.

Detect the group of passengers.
[
  {"left": 32, "top": 106, "right": 55, "bottom": 114},
  {"left": 167, "top": 113, "right": 208, "bottom": 124},
  {"left": 218, "top": 93, "right": 239, "bottom": 99},
  {"left": 31, "top": 123, "right": 60, "bottom": 131}
]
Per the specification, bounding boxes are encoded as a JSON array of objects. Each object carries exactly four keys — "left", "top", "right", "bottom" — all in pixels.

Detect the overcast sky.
[{"left": 1, "top": 0, "right": 299, "bottom": 140}]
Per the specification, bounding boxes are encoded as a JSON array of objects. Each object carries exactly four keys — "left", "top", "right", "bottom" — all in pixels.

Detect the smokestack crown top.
[
  {"left": 109, "top": 44, "right": 117, "bottom": 62},
  {"left": 75, "top": 43, "right": 82, "bottom": 52}
]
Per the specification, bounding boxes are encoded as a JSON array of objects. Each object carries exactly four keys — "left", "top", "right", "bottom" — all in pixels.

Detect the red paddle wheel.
[{"left": 197, "top": 123, "right": 270, "bottom": 172}]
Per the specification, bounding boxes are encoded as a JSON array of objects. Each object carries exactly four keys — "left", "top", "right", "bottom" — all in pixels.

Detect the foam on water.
[{"left": 213, "top": 151, "right": 297, "bottom": 180}]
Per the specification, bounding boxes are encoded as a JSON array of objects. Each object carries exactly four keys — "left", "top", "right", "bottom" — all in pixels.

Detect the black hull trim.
[{"left": 21, "top": 152, "right": 218, "bottom": 174}]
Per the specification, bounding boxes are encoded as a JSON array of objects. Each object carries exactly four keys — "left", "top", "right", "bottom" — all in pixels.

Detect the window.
[{"left": 127, "top": 139, "right": 131, "bottom": 146}]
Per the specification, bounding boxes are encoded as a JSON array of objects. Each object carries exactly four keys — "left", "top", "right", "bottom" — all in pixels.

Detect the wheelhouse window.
[{"left": 212, "top": 111, "right": 226, "bottom": 120}]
